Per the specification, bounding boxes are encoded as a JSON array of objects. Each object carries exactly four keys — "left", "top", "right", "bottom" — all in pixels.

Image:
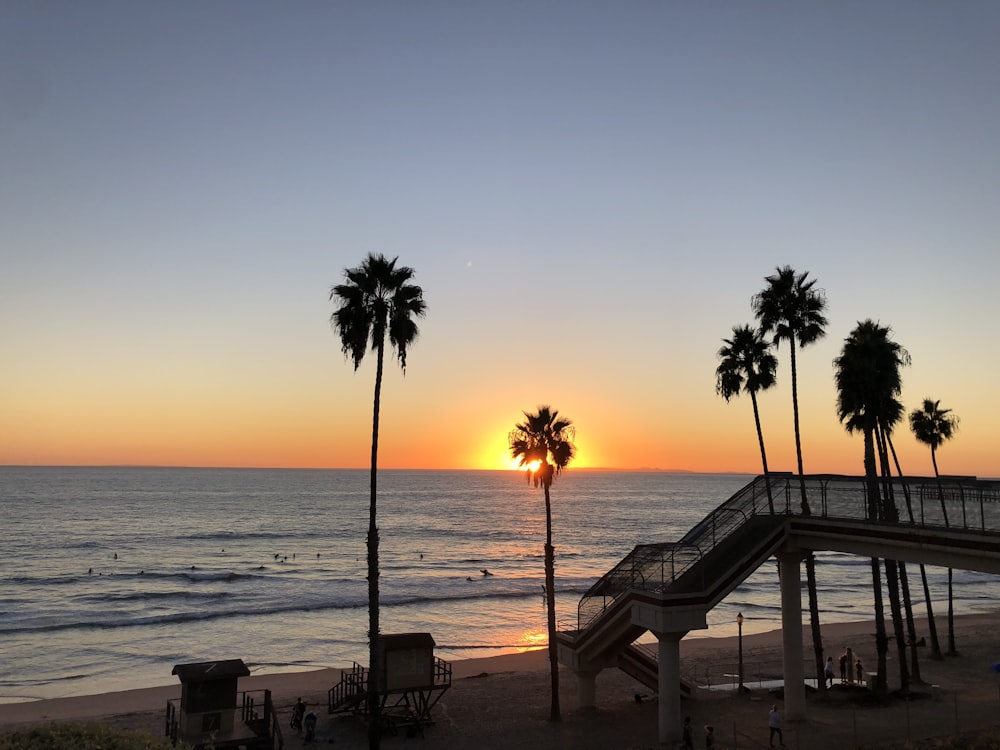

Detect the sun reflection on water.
[{"left": 513, "top": 627, "right": 548, "bottom": 652}]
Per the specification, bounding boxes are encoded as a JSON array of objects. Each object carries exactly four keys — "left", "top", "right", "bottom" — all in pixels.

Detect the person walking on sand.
[
  {"left": 291, "top": 697, "right": 305, "bottom": 734},
  {"left": 682, "top": 715, "right": 694, "bottom": 750},
  {"left": 769, "top": 704, "right": 784, "bottom": 747}
]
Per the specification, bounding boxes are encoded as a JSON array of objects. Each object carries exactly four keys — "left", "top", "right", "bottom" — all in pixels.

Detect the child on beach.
[
  {"left": 856, "top": 657, "right": 864, "bottom": 684},
  {"left": 825, "top": 656, "right": 835, "bottom": 687},
  {"left": 682, "top": 715, "right": 693, "bottom": 750},
  {"left": 704, "top": 723, "right": 715, "bottom": 749}
]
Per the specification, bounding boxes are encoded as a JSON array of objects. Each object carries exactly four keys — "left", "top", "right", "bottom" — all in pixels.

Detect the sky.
[{"left": 2, "top": 2, "right": 998, "bottom": 477}]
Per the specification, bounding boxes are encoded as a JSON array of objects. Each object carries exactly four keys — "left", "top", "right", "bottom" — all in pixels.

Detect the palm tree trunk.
[
  {"left": 872, "top": 556, "right": 889, "bottom": 694},
  {"left": 947, "top": 569, "right": 957, "bottom": 656},
  {"left": 883, "top": 557, "right": 910, "bottom": 693},
  {"left": 921, "top": 566, "right": 944, "bottom": 659},
  {"left": 788, "top": 341, "right": 825, "bottom": 693},
  {"left": 876, "top": 428, "right": 913, "bottom": 689},
  {"left": 930, "top": 449, "right": 958, "bottom": 656},
  {"left": 887, "top": 434, "right": 943, "bottom": 661},
  {"left": 897, "top": 561, "right": 922, "bottom": 682},
  {"left": 864, "top": 428, "right": 889, "bottom": 694},
  {"left": 367, "top": 339, "right": 385, "bottom": 750},
  {"left": 750, "top": 392, "right": 774, "bottom": 513},
  {"left": 805, "top": 553, "right": 825, "bottom": 693},
  {"left": 543, "top": 485, "right": 561, "bottom": 721},
  {"left": 788, "top": 342, "right": 810, "bottom": 515}
]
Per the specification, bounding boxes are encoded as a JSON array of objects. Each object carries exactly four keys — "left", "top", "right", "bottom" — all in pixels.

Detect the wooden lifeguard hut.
[
  {"left": 328, "top": 633, "right": 451, "bottom": 735},
  {"left": 166, "top": 658, "right": 281, "bottom": 749}
]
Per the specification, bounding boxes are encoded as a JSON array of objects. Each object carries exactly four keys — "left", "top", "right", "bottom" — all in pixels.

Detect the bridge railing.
[{"left": 572, "top": 473, "right": 1000, "bottom": 633}]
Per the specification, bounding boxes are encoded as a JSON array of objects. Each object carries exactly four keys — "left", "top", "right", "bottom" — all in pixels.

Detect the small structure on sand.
[
  {"left": 329, "top": 633, "right": 451, "bottom": 736},
  {"left": 166, "top": 658, "right": 281, "bottom": 749}
]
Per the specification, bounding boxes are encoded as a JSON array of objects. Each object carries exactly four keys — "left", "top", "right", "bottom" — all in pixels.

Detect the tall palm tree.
[
  {"left": 910, "top": 398, "right": 960, "bottom": 655},
  {"left": 715, "top": 324, "right": 778, "bottom": 512},
  {"left": 752, "top": 265, "right": 828, "bottom": 690},
  {"left": 834, "top": 319, "right": 911, "bottom": 693},
  {"left": 330, "top": 253, "right": 426, "bottom": 749},
  {"left": 509, "top": 406, "right": 576, "bottom": 722}
]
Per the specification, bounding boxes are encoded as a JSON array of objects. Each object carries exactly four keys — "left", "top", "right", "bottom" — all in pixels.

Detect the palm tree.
[
  {"left": 752, "top": 265, "right": 828, "bottom": 690},
  {"left": 834, "top": 319, "right": 911, "bottom": 693},
  {"left": 910, "top": 398, "right": 960, "bottom": 655},
  {"left": 509, "top": 406, "right": 576, "bottom": 721},
  {"left": 330, "top": 253, "right": 426, "bottom": 749},
  {"left": 715, "top": 324, "right": 778, "bottom": 512}
]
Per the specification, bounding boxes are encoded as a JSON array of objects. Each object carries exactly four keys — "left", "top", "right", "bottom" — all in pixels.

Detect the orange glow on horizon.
[{"left": 4, "top": 392, "right": 998, "bottom": 479}]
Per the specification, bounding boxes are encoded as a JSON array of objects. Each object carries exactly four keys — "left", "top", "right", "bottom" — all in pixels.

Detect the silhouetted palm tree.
[
  {"left": 331, "top": 253, "right": 426, "bottom": 749},
  {"left": 715, "top": 324, "right": 778, "bottom": 512},
  {"left": 910, "top": 398, "right": 960, "bottom": 655},
  {"left": 509, "top": 406, "right": 576, "bottom": 721},
  {"left": 752, "top": 265, "right": 828, "bottom": 690},
  {"left": 835, "top": 319, "right": 911, "bottom": 694}
]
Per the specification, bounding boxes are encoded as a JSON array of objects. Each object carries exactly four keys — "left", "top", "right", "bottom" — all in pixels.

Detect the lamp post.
[{"left": 737, "top": 612, "right": 745, "bottom": 692}]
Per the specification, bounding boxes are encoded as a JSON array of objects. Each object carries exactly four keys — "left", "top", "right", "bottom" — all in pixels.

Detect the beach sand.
[{"left": 4, "top": 614, "right": 1000, "bottom": 749}]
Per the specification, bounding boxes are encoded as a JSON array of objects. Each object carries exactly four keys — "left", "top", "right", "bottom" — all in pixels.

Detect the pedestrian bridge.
[{"left": 555, "top": 473, "right": 1000, "bottom": 745}]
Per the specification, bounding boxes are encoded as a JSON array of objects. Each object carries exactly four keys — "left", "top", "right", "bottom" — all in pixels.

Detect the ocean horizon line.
[{"left": 0, "top": 464, "right": 755, "bottom": 475}]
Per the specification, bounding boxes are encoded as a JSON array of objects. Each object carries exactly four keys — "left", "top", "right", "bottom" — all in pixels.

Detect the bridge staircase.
[
  {"left": 558, "top": 475, "right": 791, "bottom": 672},
  {"left": 558, "top": 472, "right": 1000, "bottom": 696}
]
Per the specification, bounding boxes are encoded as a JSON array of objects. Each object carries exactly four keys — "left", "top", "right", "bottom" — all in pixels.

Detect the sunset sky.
[{"left": 3, "top": 2, "right": 998, "bottom": 478}]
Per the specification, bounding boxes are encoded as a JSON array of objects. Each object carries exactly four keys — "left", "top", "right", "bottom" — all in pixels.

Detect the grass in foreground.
[{"left": 0, "top": 723, "right": 184, "bottom": 750}]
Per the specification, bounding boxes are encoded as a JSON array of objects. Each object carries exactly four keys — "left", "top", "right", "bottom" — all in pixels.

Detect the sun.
[{"left": 507, "top": 458, "right": 541, "bottom": 472}]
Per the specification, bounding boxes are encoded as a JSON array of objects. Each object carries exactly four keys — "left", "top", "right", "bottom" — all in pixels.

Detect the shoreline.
[{"left": 5, "top": 611, "right": 1000, "bottom": 743}]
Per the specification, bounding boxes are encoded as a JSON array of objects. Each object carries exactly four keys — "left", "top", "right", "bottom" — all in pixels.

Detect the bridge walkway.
[{"left": 555, "top": 473, "right": 1000, "bottom": 745}]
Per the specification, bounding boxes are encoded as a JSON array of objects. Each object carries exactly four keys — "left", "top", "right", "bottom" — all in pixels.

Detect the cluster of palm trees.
[
  {"left": 716, "top": 264, "right": 961, "bottom": 696},
  {"left": 329, "top": 253, "right": 962, "bottom": 747}
]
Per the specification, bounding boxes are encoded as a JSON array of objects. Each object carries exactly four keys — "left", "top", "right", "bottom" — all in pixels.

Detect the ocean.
[{"left": 2, "top": 467, "right": 999, "bottom": 704}]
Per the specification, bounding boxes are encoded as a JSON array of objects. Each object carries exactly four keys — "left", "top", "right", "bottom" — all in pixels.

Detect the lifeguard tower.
[
  {"left": 166, "top": 658, "right": 281, "bottom": 749},
  {"left": 328, "top": 633, "right": 451, "bottom": 735}
]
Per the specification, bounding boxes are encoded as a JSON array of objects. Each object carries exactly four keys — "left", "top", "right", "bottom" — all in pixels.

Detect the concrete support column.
[
  {"left": 576, "top": 669, "right": 600, "bottom": 709},
  {"left": 656, "top": 631, "right": 683, "bottom": 744},
  {"left": 778, "top": 551, "right": 806, "bottom": 720}
]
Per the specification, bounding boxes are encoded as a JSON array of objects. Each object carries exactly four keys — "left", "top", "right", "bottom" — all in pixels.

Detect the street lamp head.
[{"left": 737, "top": 612, "right": 744, "bottom": 625}]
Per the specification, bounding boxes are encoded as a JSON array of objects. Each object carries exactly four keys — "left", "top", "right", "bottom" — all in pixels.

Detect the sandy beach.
[{"left": 4, "top": 614, "right": 1000, "bottom": 749}]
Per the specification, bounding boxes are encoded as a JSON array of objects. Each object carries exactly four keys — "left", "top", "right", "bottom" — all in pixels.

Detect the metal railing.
[{"left": 573, "top": 473, "right": 1000, "bottom": 633}]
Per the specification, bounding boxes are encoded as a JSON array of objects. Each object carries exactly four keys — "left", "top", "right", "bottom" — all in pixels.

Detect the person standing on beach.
[
  {"left": 682, "top": 715, "right": 694, "bottom": 750},
  {"left": 704, "top": 723, "right": 715, "bottom": 749},
  {"left": 824, "top": 656, "right": 835, "bottom": 687},
  {"left": 839, "top": 650, "right": 848, "bottom": 683},
  {"left": 769, "top": 704, "right": 784, "bottom": 747},
  {"left": 291, "top": 697, "right": 305, "bottom": 734}
]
